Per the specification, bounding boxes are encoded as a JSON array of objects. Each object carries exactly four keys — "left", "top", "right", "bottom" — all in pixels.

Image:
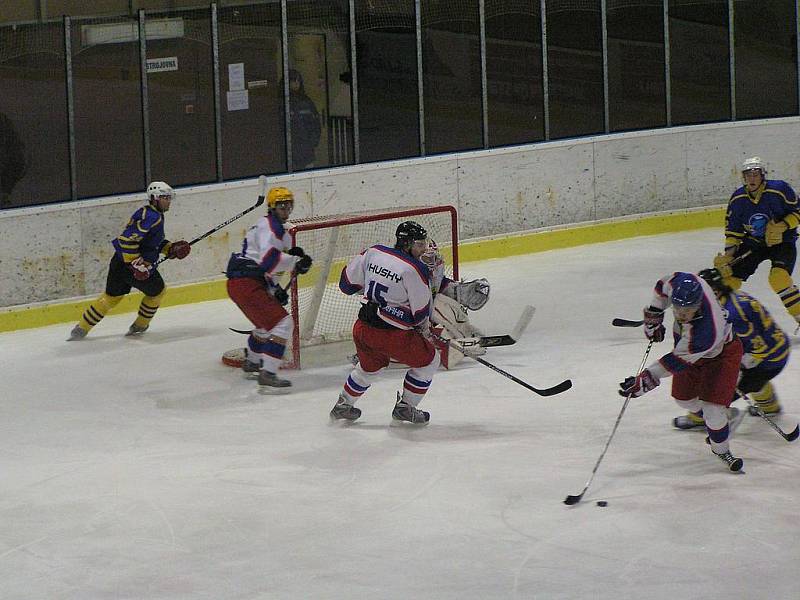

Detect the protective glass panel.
[
  {"left": 607, "top": 0, "right": 667, "bottom": 131},
  {"left": 546, "top": 0, "right": 604, "bottom": 138},
  {"left": 71, "top": 15, "right": 145, "bottom": 198},
  {"left": 0, "top": 21, "right": 70, "bottom": 208},
  {"left": 354, "top": 0, "right": 420, "bottom": 162},
  {"left": 218, "top": 2, "right": 286, "bottom": 179},
  {"left": 734, "top": 0, "right": 798, "bottom": 119},
  {"left": 47, "top": 1, "right": 129, "bottom": 18},
  {"left": 669, "top": 0, "right": 730, "bottom": 125},
  {"left": 485, "top": 0, "right": 543, "bottom": 146},
  {"left": 144, "top": 8, "right": 216, "bottom": 186},
  {"left": 421, "top": 0, "right": 483, "bottom": 154},
  {"left": 287, "top": 0, "right": 353, "bottom": 171}
]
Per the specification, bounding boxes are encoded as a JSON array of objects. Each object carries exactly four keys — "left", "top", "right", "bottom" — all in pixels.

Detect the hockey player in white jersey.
[
  {"left": 225, "top": 186, "right": 313, "bottom": 392},
  {"left": 618, "top": 272, "right": 745, "bottom": 471},
  {"left": 330, "top": 221, "right": 440, "bottom": 423}
]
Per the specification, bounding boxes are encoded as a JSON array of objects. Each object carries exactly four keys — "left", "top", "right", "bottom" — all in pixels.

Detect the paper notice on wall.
[
  {"left": 146, "top": 56, "right": 178, "bottom": 73},
  {"left": 228, "top": 63, "right": 245, "bottom": 91},
  {"left": 227, "top": 90, "right": 249, "bottom": 111}
]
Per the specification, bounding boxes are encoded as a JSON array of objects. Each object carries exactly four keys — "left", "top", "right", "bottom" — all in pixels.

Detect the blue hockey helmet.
[{"left": 671, "top": 274, "right": 703, "bottom": 307}]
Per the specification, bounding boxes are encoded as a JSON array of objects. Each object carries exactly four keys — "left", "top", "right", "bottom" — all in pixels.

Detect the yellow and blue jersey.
[
  {"left": 112, "top": 204, "right": 167, "bottom": 264},
  {"left": 724, "top": 290, "right": 790, "bottom": 369},
  {"left": 725, "top": 179, "right": 800, "bottom": 248}
]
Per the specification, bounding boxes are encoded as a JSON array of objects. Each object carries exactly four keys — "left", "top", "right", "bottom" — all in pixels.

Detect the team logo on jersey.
[{"left": 747, "top": 213, "right": 769, "bottom": 238}]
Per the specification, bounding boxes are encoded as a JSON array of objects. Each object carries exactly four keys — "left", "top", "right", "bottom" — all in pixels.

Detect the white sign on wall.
[{"left": 146, "top": 57, "right": 179, "bottom": 73}]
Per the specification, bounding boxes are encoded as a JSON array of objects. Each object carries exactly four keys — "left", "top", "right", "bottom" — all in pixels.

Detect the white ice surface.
[{"left": 1, "top": 229, "right": 799, "bottom": 600}]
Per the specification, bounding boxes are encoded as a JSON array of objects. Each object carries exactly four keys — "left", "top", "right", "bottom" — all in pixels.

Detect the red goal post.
[{"left": 283, "top": 205, "right": 459, "bottom": 369}]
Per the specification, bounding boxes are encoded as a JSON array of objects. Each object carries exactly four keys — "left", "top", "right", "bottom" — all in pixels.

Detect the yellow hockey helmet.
[{"left": 267, "top": 186, "right": 294, "bottom": 208}]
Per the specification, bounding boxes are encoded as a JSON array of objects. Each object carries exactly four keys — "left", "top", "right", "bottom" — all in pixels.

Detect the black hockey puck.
[{"left": 596, "top": 501, "right": 608, "bottom": 507}]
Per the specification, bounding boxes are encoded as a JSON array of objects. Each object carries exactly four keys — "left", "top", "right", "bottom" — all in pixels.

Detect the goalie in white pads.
[{"left": 421, "top": 240, "right": 491, "bottom": 368}]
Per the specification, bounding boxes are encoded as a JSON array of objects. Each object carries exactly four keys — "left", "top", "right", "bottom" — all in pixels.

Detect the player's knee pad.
[
  {"left": 700, "top": 402, "right": 728, "bottom": 432},
  {"left": 252, "top": 328, "right": 271, "bottom": 343},
  {"left": 143, "top": 289, "right": 166, "bottom": 307},
  {"left": 409, "top": 350, "right": 440, "bottom": 381},
  {"left": 751, "top": 381, "right": 774, "bottom": 403},
  {"left": 768, "top": 267, "right": 793, "bottom": 293},
  {"left": 674, "top": 398, "right": 701, "bottom": 413},
  {"left": 98, "top": 293, "right": 124, "bottom": 311},
  {"left": 350, "top": 364, "right": 378, "bottom": 387},
  {"left": 270, "top": 314, "right": 293, "bottom": 341}
]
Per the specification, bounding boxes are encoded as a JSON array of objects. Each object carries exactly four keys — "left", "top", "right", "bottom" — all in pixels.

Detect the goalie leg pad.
[
  {"left": 432, "top": 294, "right": 483, "bottom": 339},
  {"left": 222, "top": 347, "right": 247, "bottom": 368}
]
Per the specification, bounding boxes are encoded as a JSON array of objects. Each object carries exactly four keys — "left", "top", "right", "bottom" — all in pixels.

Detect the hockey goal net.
[{"left": 283, "top": 204, "right": 459, "bottom": 368}]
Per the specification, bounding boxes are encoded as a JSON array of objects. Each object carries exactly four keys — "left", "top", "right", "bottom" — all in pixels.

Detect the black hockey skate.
[
  {"left": 125, "top": 323, "right": 149, "bottom": 337},
  {"left": 392, "top": 393, "right": 429, "bottom": 425},
  {"left": 713, "top": 450, "right": 743, "bottom": 472},
  {"left": 330, "top": 395, "right": 361, "bottom": 421},
  {"left": 257, "top": 370, "right": 291, "bottom": 394},
  {"left": 242, "top": 359, "right": 260, "bottom": 380},
  {"left": 67, "top": 324, "right": 87, "bottom": 341}
]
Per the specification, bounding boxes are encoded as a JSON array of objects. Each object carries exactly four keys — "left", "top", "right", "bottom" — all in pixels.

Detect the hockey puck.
[{"left": 596, "top": 501, "right": 608, "bottom": 507}]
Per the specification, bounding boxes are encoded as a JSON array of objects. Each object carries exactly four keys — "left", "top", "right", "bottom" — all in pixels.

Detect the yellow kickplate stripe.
[{"left": 0, "top": 208, "right": 724, "bottom": 333}]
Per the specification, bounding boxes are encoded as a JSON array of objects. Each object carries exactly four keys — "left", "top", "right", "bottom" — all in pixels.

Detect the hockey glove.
[
  {"left": 166, "top": 240, "right": 191, "bottom": 260},
  {"left": 273, "top": 286, "right": 289, "bottom": 306},
  {"left": 295, "top": 254, "right": 313, "bottom": 275},
  {"left": 643, "top": 306, "right": 665, "bottom": 342},
  {"left": 713, "top": 253, "right": 735, "bottom": 278},
  {"left": 287, "top": 246, "right": 306, "bottom": 257},
  {"left": 618, "top": 369, "right": 660, "bottom": 398},
  {"left": 765, "top": 220, "right": 788, "bottom": 247},
  {"left": 129, "top": 257, "right": 152, "bottom": 281}
]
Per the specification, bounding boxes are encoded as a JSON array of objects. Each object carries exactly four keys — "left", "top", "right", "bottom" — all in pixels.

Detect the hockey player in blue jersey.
[
  {"left": 714, "top": 156, "right": 800, "bottom": 325},
  {"left": 673, "top": 267, "right": 791, "bottom": 429},
  {"left": 68, "top": 181, "right": 191, "bottom": 340}
]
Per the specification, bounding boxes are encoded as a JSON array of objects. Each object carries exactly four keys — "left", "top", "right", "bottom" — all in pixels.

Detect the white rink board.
[{"left": 2, "top": 117, "right": 800, "bottom": 307}]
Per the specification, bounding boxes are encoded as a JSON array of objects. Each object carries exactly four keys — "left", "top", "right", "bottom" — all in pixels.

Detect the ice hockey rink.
[{"left": 1, "top": 228, "right": 798, "bottom": 599}]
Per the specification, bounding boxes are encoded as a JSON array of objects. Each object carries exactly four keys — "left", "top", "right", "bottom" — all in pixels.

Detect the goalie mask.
[{"left": 420, "top": 239, "right": 444, "bottom": 272}]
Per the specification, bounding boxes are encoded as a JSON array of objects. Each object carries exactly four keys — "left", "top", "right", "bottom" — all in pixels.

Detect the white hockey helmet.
[
  {"left": 147, "top": 181, "right": 174, "bottom": 202},
  {"left": 741, "top": 156, "right": 766, "bottom": 176}
]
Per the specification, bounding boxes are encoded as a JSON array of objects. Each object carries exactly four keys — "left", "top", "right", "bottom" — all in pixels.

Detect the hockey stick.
[
  {"left": 432, "top": 330, "right": 571, "bottom": 397},
  {"left": 564, "top": 340, "right": 654, "bottom": 506},
  {"left": 457, "top": 305, "right": 536, "bottom": 349},
  {"left": 739, "top": 391, "right": 799, "bottom": 442},
  {"left": 611, "top": 318, "right": 644, "bottom": 328},
  {"left": 153, "top": 175, "right": 268, "bottom": 268},
  {"left": 611, "top": 252, "right": 755, "bottom": 328}
]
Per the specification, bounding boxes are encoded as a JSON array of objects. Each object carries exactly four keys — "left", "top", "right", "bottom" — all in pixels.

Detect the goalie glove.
[
  {"left": 643, "top": 306, "right": 665, "bottom": 342},
  {"left": 618, "top": 369, "right": 660, "bottom": 398},
  {"left": 446, "top": 278, "right": 490, "bottom": 310}
]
